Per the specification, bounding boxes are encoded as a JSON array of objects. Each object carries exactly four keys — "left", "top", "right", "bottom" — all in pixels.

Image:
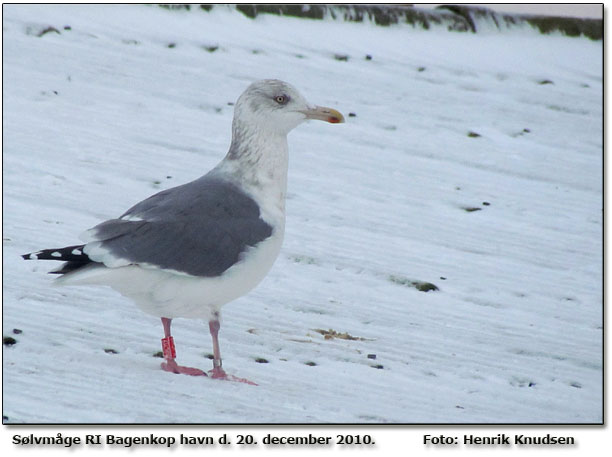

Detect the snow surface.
[{"left": 2, "top": 4, "right": 602, "bottom": 424}]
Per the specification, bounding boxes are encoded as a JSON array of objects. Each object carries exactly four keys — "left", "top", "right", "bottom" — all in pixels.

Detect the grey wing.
[{"left": 82, "top": 176, "right": 273, "bottom": 277}]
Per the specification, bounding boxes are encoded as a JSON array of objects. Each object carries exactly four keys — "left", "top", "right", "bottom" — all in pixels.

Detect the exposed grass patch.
[
  {"left": 3, "top": 336, "right": 17, "bottom": 346},
  {"left": 313, "top": 329, "right": 373, "bottom": 341},
  {"left": 388, "top": 275, "right": 439, "bottom": 292},
  {"left": 290, "top": 254, "right": 318, "bottom": 265}
]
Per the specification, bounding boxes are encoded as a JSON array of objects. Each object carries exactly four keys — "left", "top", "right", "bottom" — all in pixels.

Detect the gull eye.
[{"left": 274, "top": 94, "right": 289, "bottom": 105}]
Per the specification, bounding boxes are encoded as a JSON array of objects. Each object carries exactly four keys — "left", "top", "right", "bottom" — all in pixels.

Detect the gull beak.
[{"left": 301, "top": 105, "right": 345, "bottom": 124}]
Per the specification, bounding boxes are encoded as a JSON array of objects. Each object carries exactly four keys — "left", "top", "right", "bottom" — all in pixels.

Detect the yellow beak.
[{"left": 301, "top": 106, "right": 345, "bottom": 124}]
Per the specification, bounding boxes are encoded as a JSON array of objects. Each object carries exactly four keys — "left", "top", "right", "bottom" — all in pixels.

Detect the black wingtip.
[
  {"left": 22, "top": 245, "right": 94, "bottom": 275},
  {"left": 21, "top": 245, "right": 87, "bottom": 262}
]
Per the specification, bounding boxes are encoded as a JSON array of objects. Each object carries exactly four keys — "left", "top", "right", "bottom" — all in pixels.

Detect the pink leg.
[
  {"left": 208, "top": 318, "right": 225, "bottom": 378},
  {"left": 208, "top": 315, "right": 257, "bottom": 385},
  {"left": 160, "top": 317, "right": 207, "bottom": 376}
]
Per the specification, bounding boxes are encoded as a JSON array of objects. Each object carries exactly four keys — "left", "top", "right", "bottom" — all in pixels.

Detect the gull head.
[{"left": 232, "top": 79, "right": 344, "bottom": 137}]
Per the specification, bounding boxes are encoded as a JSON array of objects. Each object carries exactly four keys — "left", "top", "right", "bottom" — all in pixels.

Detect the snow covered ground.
[{"left": 2, "top": 4, "right": 602, "bottom": 424}]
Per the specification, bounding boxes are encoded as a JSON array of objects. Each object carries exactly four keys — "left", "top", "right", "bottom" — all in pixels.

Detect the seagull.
[{"left": 22, "top": 79, "right": 344, "bottom": 384}]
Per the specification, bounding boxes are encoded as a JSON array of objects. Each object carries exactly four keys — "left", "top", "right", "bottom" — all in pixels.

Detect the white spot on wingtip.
[
  {"left": 50, "top": 251, "right": 62, "bottom": 258},
  {"left": 120, "top": 214, "right": 144, "bottom": 222},
  {"left": 71, "top": 249, "right": 82, "bottom": 255},
  {"left": 29, "top": 253, "right": 39, "bottom": 260}
]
